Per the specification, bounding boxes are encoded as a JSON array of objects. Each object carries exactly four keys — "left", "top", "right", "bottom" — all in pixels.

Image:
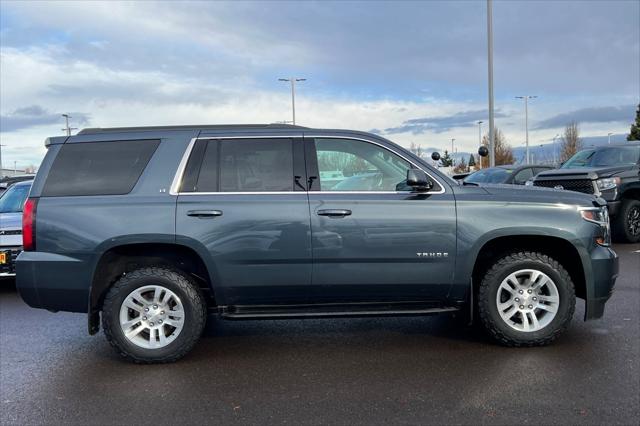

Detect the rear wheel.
[
  {"left": 614, "top": 199, "right": 640, "bottom": 243},
  {"left": 478, "top": 252, "right": 575, "bottom": 347},
  {"left": 102, "top": 267, "right": 207, "bottom": 363}
]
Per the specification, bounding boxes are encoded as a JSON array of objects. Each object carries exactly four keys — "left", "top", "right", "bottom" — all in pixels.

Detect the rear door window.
[
  {"left": 42, "top": 140, "right": 159, "bottom": 196},
  {"left": 218, "top": 139, "right": 294, "bottom": 192}
]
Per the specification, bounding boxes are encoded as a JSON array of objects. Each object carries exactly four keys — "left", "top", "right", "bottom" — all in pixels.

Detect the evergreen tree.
[
  {"left": 628, "top": 103, "right": 640, "bottom": 141},
  {"left": 468, "top": 154, "right": 476, "bottom": 168},
  {"left": 440, "top": 150, "right": 453, "bottom": 167}
]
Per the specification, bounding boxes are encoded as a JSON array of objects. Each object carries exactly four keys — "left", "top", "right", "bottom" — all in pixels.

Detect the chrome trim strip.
[
  {"left": 170, "top": 133, "right": 447, "bottom": 196},
  {"left": 170, "top": 137, "right": 197, "bottom": 195}
]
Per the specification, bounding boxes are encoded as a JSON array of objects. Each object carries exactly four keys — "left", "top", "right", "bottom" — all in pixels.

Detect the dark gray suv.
[{"left": 17, "top": 125, "right": 618, "bottom": 363}]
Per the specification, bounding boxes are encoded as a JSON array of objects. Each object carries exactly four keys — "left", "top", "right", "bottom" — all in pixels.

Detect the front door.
[
  {"left": 175, "top": 136, "right": 312, "bottom": 305},
  {"left": 305, "top": 136, "right": 456, "bottom": 303}
]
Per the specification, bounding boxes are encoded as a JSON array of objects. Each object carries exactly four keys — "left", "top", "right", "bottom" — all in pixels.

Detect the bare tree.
[
  {"left": 482, "top": 128, "right": 514, "bottom": 165},
  {"left": 453, "top": 156, "right": 468, "bottom": 174},
  {"left": 409, "top": 142, "right": 423, "bottom": 157},
  {"left": 560, "top": 121, "right": 582, "bottom": 162}
]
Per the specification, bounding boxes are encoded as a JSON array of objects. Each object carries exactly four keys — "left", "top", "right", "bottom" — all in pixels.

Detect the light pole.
[
  {"left": 477, "top": 121, "right": 483, "bottom": 168},
  {"left": 451, "top": 138, "right": 455, "bottom": 166},
  {"left": 487, "top": 0, "right": 496, "bottom": 167},
  {"left": 61, "top": 114, "right": 77, "bottom": 136},
  {"left": 607, "top": 132, "right": 613, "bottom": 145},
  {"left": 278, "top": 77, "right": 306, "bottom": 125},
  {"left": 515, "top": 95, "right": 537, "bottom": 164}
]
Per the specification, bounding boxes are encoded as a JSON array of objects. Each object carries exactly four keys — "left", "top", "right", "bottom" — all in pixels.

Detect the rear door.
[
  {"left": 175, "top": 136, "right": 312, "bottom": 305},
  {"left": 304, "top": 135, "right": 456, "bottom": 303}
]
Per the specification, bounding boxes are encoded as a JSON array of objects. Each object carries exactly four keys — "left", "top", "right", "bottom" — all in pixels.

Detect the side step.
[{"left": 217, "top": 301, "right": 459, "bottom": 320}]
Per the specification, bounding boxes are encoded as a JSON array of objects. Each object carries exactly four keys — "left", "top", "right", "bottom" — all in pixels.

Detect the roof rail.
[{"left": 77, "top": 123, "right": 308, "bottom": 135}]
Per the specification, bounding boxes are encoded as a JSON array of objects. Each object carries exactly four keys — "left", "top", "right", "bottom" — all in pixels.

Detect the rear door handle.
[
  {"left": 317, "top": 209, "right": 352, "bottom": 217},
  {"left": 187, "top": 210, "right": 223, "bottom": 218}
]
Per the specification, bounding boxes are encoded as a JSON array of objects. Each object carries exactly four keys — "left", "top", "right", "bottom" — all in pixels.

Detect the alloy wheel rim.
[
  {"left": 627, "top": 206, "right": 640, "bottom": 236},
  {"left": 119, "top": 285, "right": 185, "bottom": 349},
  {"left": 495, "top": 269, "right": 560, "bottom": 332}
]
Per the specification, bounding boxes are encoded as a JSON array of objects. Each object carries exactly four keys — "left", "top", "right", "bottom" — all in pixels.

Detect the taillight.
[{"left": 23, "top": 198, "right": 38, "bottom": 251}]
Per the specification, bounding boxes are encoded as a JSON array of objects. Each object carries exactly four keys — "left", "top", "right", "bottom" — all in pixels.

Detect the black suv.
[
  {"left": 533, "top": 143, "right": 640, "bottom": 242},
  {"left": 17, "top": 125, "right": 618, "bottom": 363}
]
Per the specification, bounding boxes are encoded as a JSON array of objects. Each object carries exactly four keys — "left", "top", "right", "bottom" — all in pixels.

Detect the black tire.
[
  {"left": 478, "top": 251, "right": 575, "bottom": 347},
  {"left": 102, "top": 267, "right": 207, "bottom": 363},
  {"left": 613, "top": 199, "right": 640, "bottom": 243}
]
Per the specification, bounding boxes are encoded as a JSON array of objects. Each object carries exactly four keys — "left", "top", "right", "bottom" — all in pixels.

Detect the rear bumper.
[
  {"left": 584, "top": 245, "right": 618, "bottom": 320},
  {"left": 16, "top": 251, "right": 91, "bottom": 313}
]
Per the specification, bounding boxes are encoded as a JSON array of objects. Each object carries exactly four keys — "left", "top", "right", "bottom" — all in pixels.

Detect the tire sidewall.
[
  {"left": 104, "top": 271, "right": 202, "bottom": 360},
  {"left": 481, "top": 258, "right": 573, "bottom": 342},
  {"left": 620, "top": 199, "right": 640, "bottom": 243}
]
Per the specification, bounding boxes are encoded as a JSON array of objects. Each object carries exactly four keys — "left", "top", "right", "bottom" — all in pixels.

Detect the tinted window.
[
  {"left": 464, "top": 167, "right": 513, "bottom": 184},
  {"left": 562, "top": 146, "right": 640, "bottom": 168},
  {"left": 196, "top": 141, "right": 219, "bottom": 192},
  {"left": 219, "top": 139, "right": 293, "bottom": 192},
  {"left": 43, "top": 140, "right": 159, "bottom": 196},
  {"left": 0, "top": 182, "right": 32, "bottom": 213},
  {"left": 513, "top": 168, "right": 533, "bottom": 184},
  {"left": 315, "top": 138, "right": 412, "bottom": 191}
]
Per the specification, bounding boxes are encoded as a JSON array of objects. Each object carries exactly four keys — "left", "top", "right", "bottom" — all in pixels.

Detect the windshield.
[
  {"left": 562, "top": 146, "right": 640, "bottom": 168},
  {"left": 464, "top": 168, "right": 513, "bottom": 184},
  {"left": 0, "top": 183, "right": 31, "bottom": 213}
]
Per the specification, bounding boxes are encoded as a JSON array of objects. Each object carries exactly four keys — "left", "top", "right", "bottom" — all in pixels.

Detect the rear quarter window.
[{"left": 42, "top": 140, "right": 160, "bottom": 196}]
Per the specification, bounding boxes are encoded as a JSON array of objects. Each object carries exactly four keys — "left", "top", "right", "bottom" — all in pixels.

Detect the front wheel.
[
  {"left": 614, "top": 199, "right": 640, "bottom": 243},
  {"left": 478, "top": 252, "right": 575, "bottom": 347},
  {"left": 102, "top": 267, "right": 207, "bottom": 363}
]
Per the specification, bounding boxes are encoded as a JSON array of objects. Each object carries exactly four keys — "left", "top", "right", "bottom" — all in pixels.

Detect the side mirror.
[{"left": 406, "top": 169, "right": 433, "bottom": 192}]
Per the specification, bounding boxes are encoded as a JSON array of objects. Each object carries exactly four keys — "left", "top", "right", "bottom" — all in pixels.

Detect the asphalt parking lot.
[{"left": 1, "top": 244, "right": 638, "bottom": 425}]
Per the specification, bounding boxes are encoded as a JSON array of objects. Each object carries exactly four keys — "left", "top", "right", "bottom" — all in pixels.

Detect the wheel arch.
[
  {"left": 469, "top": 234, "right": 587, "bottom": 306},
  {"left": 88, "top": 241, "right": 217, "bottom": 334}
]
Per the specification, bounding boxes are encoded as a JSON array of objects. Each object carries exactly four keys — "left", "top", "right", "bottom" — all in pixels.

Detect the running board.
[{"left": 217, "top": 302, "right": 459, "bottom": 320}]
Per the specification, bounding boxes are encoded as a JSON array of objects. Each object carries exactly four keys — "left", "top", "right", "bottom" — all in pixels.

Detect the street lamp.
[
  {"left": 515, "top": 95, "right": 538, "bottom": 164},
  {"left": 278, "top": 77, "right": 306, "bottom": 125},
  {"left": 477, "top": 121, "right": 483, "bottom": 168},
  {"left": 607, "top": 132, "right": 613, "bottom": 145},
  {"left": 61, "top": 114, "right": 77, "bottom": 136},
  {"left": 487, "top": 0, "right": 495, "bottom": 167}
]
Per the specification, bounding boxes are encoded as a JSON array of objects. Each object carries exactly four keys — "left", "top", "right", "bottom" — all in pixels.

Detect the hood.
[
  {"left": 0, "top": 212, "right": 22, "bottom": 247},
  {"left": 0, "top": 212, "right": 22, "bottom": 230},
  {"left": 458, "top": 183, "right": 600, "bottom": 207},
  {"left": 536, "top": 165, "right": 632, "bottom": 180}
]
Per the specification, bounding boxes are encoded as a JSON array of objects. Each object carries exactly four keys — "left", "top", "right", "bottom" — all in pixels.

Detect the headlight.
[
  {"left": 525, "top": 180, "right": 534, "bottom": 186},
  {"left": 596, "top": 177, "right": 620, "bottom": 191},
  {"left": 580, "top": 207, "right": 611, "bottom": 246}
]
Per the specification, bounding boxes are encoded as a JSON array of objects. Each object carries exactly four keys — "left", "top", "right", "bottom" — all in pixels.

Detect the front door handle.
[
  {"left": 317, "top": 209, "right": 352, "bottom": 217},
  {"left": 187, "top": 210, "right": 223, "bottom": 218}
]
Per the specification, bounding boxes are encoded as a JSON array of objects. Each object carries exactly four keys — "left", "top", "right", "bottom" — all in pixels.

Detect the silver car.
[{"left": 0, "top": 180, "right": 32, "bottom": 277}]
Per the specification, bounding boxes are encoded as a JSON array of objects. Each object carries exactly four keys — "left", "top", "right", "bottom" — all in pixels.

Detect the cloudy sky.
[{"left": 1, "top": 0, "right": 639, "bottom": 168}]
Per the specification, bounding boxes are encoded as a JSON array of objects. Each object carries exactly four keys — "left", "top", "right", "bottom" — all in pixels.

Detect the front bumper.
[
  {"left": 605, "top": 199, "right": 621, "bottom": 217},
  {"left": 584, "top": 244, "right": 618, "bottom": 320}
]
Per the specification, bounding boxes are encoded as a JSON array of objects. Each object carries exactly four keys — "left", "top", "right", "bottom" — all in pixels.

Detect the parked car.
[
  {"left": 0, "top": 174, "right": 35, "bottom": 196},
  {"left": 464, "top": 165, "right": 554, "bottom": 185},
  {"left": 17, "top": 125, "right": 617, "bottom": 363},
  {"left": 0, "top": 180, "right": 32, "bottom": 277},
  {"left": 533, "top": 143, "right": 640, "bottom": 243}
]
